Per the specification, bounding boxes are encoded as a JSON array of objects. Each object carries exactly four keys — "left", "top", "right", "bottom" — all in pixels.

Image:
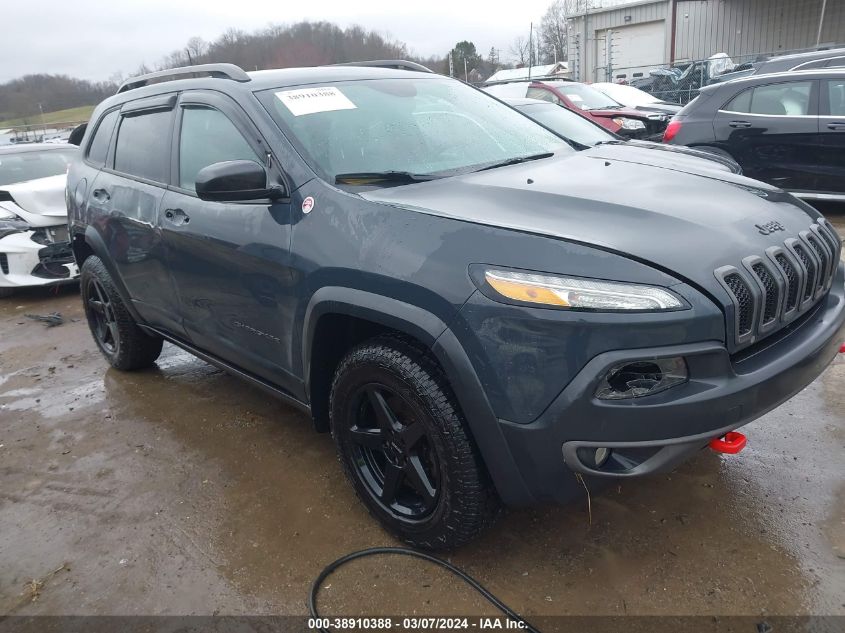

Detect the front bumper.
[
  {"left": 496, "top": 266, "right": 845, "bottom": 504},
  {"left": 0, "top": 228, "right": 78, "bottom": 290}
]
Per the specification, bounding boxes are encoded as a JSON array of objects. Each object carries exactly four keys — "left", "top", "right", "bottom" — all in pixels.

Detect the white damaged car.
[{"left": 0, "top": 144, "right": 78, "bottom": 297}]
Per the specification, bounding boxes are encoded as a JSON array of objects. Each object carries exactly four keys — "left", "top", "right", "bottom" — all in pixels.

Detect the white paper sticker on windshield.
[
  {"left": 565, "top": 93, "right": 583, "bottom": 102},
  {"left": 275, "top": 87, "right": 356, "bottom": 116}
]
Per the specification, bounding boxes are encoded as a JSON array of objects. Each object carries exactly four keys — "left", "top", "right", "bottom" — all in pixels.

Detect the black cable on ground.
[{"left": 309, "top": 546, "right": 542, "bottom": 633}]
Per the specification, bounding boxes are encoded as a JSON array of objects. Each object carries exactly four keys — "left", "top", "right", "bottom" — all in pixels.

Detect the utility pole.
[
  {"left": 37, "top": 102, "right": 47, "bottom": 141},
  {"left": 528, "top": 22, "right": 534, "bottom": 79},
  {"left": 605, "top": 29, "right": 613, "bottom": 81},
  {"left": 449, "top": 52, "right": 454, "bottom": 77},
  {"left": 817, "top": 0, "right": 828, "bottom": 47},
  {"left": 464, "top": 57, "right": 468, "bottom": 82}
]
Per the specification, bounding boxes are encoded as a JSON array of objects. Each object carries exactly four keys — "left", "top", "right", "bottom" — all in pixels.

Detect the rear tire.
[
  {"left": 0, "top": 287, "right": 13, "bottom": 298},
  {"left": 330, "top": 336, "right": 500, "bottom": 549},
  {"left": 80, "top": 256, "right": 163, "bottom": 370}
]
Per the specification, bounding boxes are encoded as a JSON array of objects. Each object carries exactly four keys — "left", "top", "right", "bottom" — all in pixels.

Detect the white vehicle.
[
  {"left": 0, "top": 144, "right": 78, "bottom": 297},
  {"left": 591, "top": 82, "right": 682, "bottom": 117}
]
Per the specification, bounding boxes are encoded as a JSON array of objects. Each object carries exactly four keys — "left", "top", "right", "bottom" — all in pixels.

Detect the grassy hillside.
[{"left": 0, "top": 105, "right": 94, "bottom": 128}]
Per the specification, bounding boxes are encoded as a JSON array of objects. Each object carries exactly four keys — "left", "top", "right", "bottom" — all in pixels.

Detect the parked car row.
[
  {"left": 483, "top": 78, "right": 671, "bottom": 140},
  {"left": 665, "top": 68, "right": 845, "bottom": 201},
  {"left": 0, "top": 144, "right": 79, "bottom": 297}
]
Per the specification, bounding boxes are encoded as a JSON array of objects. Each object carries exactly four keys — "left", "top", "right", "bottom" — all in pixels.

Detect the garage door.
[{"left": 596, "top": 20, "right": 665, "bottom": 82}]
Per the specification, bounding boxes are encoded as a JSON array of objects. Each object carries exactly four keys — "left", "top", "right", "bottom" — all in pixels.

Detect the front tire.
[
  {"left": 80, "top": 256, "right": 163, "bottom": 370},
  {"left": 330, "top": 336, "right": 499, "bottom": 549}
]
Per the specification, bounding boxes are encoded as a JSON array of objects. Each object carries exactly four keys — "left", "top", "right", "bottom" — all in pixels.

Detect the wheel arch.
[
  {"left": 302, "top": 287, "right": 534, "bottom": 506},
  {"left": 77, "top": 226, "right": 144, "bottom": 324}
]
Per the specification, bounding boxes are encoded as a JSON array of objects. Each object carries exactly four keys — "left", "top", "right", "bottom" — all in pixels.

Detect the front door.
[
  {"left": 713, "top": 79, "right": 820, "bottom": 192},
  {"left": 158, "top": 92, "right": 299, "bottom": 395}
]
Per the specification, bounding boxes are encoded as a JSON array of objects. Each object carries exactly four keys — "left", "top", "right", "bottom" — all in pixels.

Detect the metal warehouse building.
[{"left": 567, "top": 0, "right": 845, "bottom": 82}]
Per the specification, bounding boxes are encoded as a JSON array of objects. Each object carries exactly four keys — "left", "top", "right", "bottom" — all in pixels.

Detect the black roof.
[{"left": 98, "top": 63, "right": 443, "bottom": 115}]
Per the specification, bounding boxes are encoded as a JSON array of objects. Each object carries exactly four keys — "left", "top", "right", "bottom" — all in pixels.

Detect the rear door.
[
  {"left": 817, "top": 77, "right": 845, "bottom": 195},
  {"left": 713, "top": 79, "right": 820, "bottom": 192},
  {"left": 159, "top": 91, "right": 298, "bottom": 392},
  {"left": 85, "top": 94, "right": 184, "bottom": 335}
]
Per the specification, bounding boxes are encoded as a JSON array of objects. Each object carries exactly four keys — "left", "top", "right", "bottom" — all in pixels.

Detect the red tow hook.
[
  {"left": 839, "top": 342, "right": 845, "bottom": 353},
  {"left": 709, "top": 431, "right": 747, "bottom": 454}
]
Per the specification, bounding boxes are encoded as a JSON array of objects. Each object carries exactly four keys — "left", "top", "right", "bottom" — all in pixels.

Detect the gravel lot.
[{"left": 1, "top": 214, "right": 843, "bottom": 623}]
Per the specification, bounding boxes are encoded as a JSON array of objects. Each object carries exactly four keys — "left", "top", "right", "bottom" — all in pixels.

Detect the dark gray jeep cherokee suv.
[{"left": 67, "top": 62, "right": 845, "bottom": 549}]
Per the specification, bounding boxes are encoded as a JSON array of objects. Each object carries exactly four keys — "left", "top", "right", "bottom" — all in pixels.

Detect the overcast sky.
[{"left": 1, "top": 0, "right": 559, "bottom": 83}]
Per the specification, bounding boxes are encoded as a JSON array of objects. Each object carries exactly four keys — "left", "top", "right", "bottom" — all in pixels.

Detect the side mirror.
[{"left": 195, "top": 160, "right": 286, "bottom": 202}]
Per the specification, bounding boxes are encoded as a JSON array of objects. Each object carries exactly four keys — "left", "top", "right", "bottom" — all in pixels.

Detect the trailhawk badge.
[{"left": 302, "top": 196, "right": 315, "bottom": 214}]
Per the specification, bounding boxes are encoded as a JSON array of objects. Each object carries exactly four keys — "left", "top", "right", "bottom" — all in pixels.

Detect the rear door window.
[
  {"left": 724, "top": 82, "right": 813, "bottom": 116},
  {"left": 86, "top": 110, "right": 118, "bottom": 166},
  {"left": 113, "top": 109, "right": 173, "bottom": 183}
]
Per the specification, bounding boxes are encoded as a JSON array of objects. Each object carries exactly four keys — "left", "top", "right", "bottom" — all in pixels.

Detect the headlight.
[
  {"left": 612, "top": 117, "right": 646, "bottom": 130},
  {"left": 482, "top": 269, "right": 685, "bottom": 311}
]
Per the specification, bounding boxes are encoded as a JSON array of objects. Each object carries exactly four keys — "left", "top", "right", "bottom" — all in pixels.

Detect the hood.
[
  {"left": 360, "top": 153, "right": 819, "bottom": 300},
  {"left": 0, "top": 174, "right": 68, "bottom": 227},
  {"left": 591, "top": 140, "right": 741, "bottom": 174}
]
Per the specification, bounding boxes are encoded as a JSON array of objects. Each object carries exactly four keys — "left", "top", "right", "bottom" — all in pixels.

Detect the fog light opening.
[
  {"left": 593, "top": 447, "right": 611, "bottom": 468},
  {"left": 596, "top": 356, "right": 688, "bottom": 400},
  {"left": 577, "top": 446, "right": 613, "bottom": 470}
]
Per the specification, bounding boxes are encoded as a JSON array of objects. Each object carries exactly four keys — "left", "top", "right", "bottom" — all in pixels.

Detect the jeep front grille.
[{"left": 716, "top": 219, "right": 841, "bottom": 348}]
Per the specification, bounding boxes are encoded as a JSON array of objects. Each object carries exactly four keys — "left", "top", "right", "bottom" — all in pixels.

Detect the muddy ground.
[{"left": 1, "top": 215, "right": 844, "bottom": 624}]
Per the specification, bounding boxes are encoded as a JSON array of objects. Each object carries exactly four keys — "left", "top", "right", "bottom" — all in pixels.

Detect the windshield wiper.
[
  {"left": 473, "top": 152, "right": 555, "bottom": 173},
  {"left": 335, "top": 171, "right": 440, "bottom": 185}
]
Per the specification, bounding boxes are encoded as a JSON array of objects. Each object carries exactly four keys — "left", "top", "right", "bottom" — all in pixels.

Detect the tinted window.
[
  {"left": 178, "top": 107, "right": 258, "bottom": 190},
  {"left": 113, "top": 109, "right": 173, "bottom": 182},
  {"left": 749, "top": 82, "right": 812, "bottom": 116},
  {"left": 827, "top": 79, "right": 845, "bottom": 116},
  {"left": 86, "top": 110, "right": 118, "bottom": 166},
  {"left": 0, "top": 149, "right": 77, "bottom": 186},
  {"left": 724, "top": 89, "right": 752, "bottom": 112}
]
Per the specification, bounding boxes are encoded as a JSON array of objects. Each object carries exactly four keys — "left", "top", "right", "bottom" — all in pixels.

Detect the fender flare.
[
  {"left": 82, "top": 225, "right": 144, "bottom": 323},
  {"left": 302, "top": 287, "right": 535, "bottom": 506}
]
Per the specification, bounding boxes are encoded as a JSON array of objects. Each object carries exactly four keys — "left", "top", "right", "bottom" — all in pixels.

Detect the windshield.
[
  {"left": 593, "top": 83, "right": 660, "bottom": 106},
  {"left": 257, "top": 78, "right": 569, "bottom": 184},
  {"left": 516, "top": 103, "right": 614, "bottom": 147},
  {"left": 549, "top": 82, "right": 622, "bottom": 111},
  {"left": 0, "top": 149, "right": 75, "bottom": 186}
]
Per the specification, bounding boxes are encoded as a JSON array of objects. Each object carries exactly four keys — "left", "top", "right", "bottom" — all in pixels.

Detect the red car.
[{"left": 483, "top": 78, "right": 669, "bottom": 140}]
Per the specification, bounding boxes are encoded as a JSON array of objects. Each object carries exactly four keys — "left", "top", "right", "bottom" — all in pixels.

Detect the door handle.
[
  {"left": 164, "top": 208, "right": 190, "bottom": 226},
  {"left": 826, "top": 122, "right": 845, "bottom": 131},
  {"left": 728, "top": 120, "right": 752, "bottom": 128},
  {"left": 92, "top": 188, "right": 110, "bottom": 202}
]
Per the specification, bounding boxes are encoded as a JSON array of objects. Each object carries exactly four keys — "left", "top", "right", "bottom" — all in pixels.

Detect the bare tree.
[
  {"left": 539, "top": 0, "right": 585, "bottom": 64},
  {"left": 509, "top": 36, "right": 529, "bottom": 66},
  {"left": 185, "top": 36, "right": 207, "bottom": 63}
]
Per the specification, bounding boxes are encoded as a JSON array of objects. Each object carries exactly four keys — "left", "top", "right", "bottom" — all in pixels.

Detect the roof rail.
[
  {"left": 330, "top": 60, "right": 434, "bottom": 73},
  {"left": 116, "top": 63, "right": 251, "bottom": 94}
]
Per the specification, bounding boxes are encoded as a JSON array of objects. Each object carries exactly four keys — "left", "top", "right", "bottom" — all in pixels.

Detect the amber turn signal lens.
[{"left": 485, "top": 274, "right": 570, "bottom": 307}]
